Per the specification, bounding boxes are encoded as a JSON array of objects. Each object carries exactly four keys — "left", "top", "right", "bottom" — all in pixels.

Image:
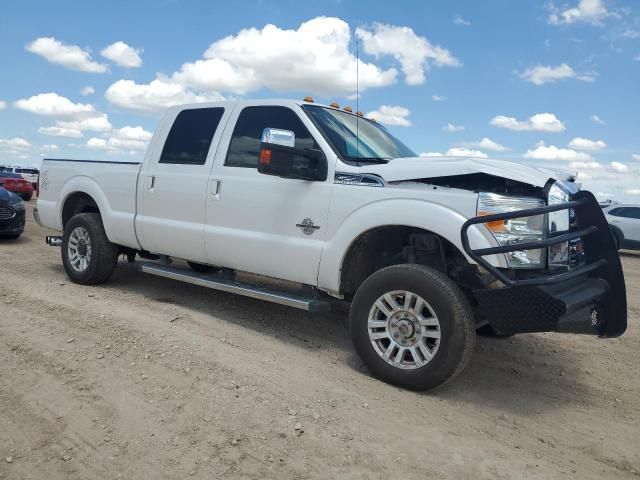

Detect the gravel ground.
[{"left": 1, "top": 201, "right": 639, "bottom": 479}]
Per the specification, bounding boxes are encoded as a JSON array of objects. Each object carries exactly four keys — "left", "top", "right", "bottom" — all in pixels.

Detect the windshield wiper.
[{"left": 346, "top": 157, "right": 390, "bottom": 165}]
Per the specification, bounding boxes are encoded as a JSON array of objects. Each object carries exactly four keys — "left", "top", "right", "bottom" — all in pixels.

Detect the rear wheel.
[
  {"left": 350, "top": 264, "right": 475, "bottom": 391},
  {"left": 1, "top": 233, "right": 21, "bottom": 240},
  {"left": 22, "top": 193, "right": 33, "bottom": 201},
  {"left": 187, "top": 261, "right": 220, "bottom": 274},
  {"left": 61, "top": 213, "right": 118, "bottom": 285}
]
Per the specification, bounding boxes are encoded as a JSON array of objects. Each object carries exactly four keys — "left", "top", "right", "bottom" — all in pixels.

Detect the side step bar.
[{"left": 140, "top": 262, "right": 331, "bottom": 313}]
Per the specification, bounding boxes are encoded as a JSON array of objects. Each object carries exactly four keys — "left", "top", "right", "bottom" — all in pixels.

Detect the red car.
[{"left": 0, "top": 172, "right": 34, "bottom": 201}]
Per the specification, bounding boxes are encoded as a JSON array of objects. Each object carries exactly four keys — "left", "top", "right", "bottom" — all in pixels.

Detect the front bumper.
[
  {"left": 462, "top": 190, "right": 627, "bottom": 337},
  {"left": 0, "top": 205, "right": 26, "bottom": 235}
]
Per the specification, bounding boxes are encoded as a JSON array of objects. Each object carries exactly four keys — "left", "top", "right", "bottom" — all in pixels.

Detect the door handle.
[
  {"left": 209, "top": 179, "right": 221, "bottom": 199},
  {"left": 145, "top": 175, "right": 155, "bottom": 191}
]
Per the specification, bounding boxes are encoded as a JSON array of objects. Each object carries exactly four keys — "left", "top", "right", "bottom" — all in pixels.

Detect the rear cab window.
[
  {"left": 225, "top": 106, "right": 318, "bottom": 168},
  {"left": 159, "top": 108, "right": 225, "bottom": 165}
]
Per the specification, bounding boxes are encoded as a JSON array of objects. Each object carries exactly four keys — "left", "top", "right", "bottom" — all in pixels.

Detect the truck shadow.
[{"left": 47, "top": 260, "right": 602, "bottom": 415}]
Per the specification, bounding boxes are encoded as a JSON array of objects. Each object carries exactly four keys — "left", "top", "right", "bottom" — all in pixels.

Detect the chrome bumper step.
[{"left": 140, "top": 262, "right": 331, "bottom": 312}]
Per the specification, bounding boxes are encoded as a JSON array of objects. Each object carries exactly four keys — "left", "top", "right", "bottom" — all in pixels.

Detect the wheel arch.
[{"left": 317, "top": 198, "right": 502, "bottom": 296}]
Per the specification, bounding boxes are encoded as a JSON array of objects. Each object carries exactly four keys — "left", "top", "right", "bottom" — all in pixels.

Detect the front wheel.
[
  {"left": 61, "top": 213, "right": 119, "bottom": 285},
  {"left": 350, "top": 264, "right": 475, "bottom": 391}
]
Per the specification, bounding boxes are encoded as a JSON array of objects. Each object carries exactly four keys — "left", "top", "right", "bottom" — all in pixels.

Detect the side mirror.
[{"left": 257, "top": 128, "right": 327, "bottom": 182}]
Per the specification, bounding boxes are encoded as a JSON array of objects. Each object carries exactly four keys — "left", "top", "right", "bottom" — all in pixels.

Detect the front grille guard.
[{"left": 461, "top": 190, "right": 627, "bottom": 337}]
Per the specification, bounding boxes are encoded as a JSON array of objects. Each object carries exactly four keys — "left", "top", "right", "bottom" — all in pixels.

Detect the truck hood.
[{"left": 358, "top": 156, "right": 573, "bottom": 188}]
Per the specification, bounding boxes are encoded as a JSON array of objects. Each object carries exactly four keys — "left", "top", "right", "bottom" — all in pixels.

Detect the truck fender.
[
  {"left": 317, "top": 198, "right": 504, "bottom": 294},
  {"left": 58, "top": 176, "right": 119, "bottom": 244}
]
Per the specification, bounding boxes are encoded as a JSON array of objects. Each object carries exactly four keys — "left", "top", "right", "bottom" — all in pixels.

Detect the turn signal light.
[
  {"left": 259, "top": 148, "right": 272, "bottom": 165},
  {"left": 303, "top": 96, "right": 314, "bottom": 103},
  {"left": 478, "top": 212, "right": 506, "bottom": 233}
]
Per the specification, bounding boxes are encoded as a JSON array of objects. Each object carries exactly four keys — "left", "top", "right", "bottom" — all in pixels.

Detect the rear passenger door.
[{"left": 137, "top": 106, "right": 232, "bottom": 262}]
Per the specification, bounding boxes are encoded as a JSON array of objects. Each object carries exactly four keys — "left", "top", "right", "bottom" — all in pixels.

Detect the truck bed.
[{"left": 37, "top": 159, "right": 142, "bottom": 249}]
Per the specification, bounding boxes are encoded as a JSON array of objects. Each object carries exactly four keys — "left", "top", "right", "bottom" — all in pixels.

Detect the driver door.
[{"left": 204, "top": 103, "right": 335, "bottom": 285}]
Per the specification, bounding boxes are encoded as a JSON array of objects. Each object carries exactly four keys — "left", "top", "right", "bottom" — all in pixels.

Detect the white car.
[
  {"left": 603, "top": 204, "right": 640, "bottom": 250},
  {"left": 34, "top": 98, "right": 627, "bottom": 390}
]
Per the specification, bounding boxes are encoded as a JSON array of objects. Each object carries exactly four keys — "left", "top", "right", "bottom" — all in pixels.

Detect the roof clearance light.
[
  {"left": 356, "top": 111, "right": 364, "bottom": 117},
  {"left": 303, "top": 96, "right": 314, "bottom": 103},
  {"left": 329, "top": 102, "right": 340, "bottom": 108},
  {"left": 343, "top": 106, "right": 353, "bottom": 112}
]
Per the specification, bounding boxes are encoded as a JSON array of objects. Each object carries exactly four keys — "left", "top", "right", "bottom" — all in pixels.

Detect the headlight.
[
  {"left": 477, "top": 192, "right": 545, "bottom": 268},
  {"left": 547, "top": 181, "right": 575, "bottom": 266},
  {"left": 9, "top": 193, "right": 25, "bottom": 210}
]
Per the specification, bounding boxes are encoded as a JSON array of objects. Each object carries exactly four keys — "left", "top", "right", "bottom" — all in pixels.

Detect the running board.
[{"left": 140, "top": 263, "right": 331, "bottom": 312}]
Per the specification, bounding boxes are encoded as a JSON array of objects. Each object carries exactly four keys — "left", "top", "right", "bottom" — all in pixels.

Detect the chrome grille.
[{"left": 0, "top": 205, "right": 15, "bottom": 220}]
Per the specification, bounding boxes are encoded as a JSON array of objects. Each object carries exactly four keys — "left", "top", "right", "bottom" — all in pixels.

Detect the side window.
[
  {"left": 608, "top": 208, "right": 624, "bottom": 217},
  {"left": 225, "top": 106, "right": 318, "bottom": 168},
  {"left": 159, "top": 108, "right": 224, "bottom": 165},
  {"left": 626, "top": 208, "right": 640, "bottom": 219}
]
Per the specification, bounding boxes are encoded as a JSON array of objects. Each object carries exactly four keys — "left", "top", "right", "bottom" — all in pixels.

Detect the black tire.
[
  {"left": 187, "top": 261, "right": 220, "bottom": 274},
  {"left": 611, "top": 229, "right": 621, "bottom": 251},
  {"left": 61, "top": 213, "right": 119, "bottom": 285},
  {"left": 1, "top": 233, "right": 21, "bottom": 240},
  {"left": 350, "top": 264, "right": 475, "bottom": 391},
  {"left": 21, "top": 193, "right": 33, "bottom": 201}
]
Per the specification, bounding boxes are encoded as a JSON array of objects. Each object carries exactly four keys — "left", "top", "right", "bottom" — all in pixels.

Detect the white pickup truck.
[{"left": 35, "top": 98, "right": 627, "bottom": 390}]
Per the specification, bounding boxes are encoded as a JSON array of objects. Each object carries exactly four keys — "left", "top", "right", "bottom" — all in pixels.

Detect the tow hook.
[{"left": 46, "top": 235, "right": 63, "bottom": 246}]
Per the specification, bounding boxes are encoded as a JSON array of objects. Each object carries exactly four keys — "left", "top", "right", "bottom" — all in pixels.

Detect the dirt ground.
[{"left": 1, "top": 201, "right": 638, "bottom": 480}]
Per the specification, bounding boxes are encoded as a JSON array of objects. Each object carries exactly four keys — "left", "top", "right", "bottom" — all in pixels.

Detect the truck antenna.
[{"left": 356, "top": 32, "right": 360, "bottom": 159}]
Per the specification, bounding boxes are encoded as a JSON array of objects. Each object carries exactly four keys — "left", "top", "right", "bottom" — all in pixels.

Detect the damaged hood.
[{"left": 358, "top": 156, "right": 573, "bottom": 188}]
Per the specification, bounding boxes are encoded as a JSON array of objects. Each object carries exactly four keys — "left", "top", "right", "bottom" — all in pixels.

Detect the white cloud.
[
  {"left": 38, "top": 126, "right": 83, "bottom": 138},
  {"left": 0, "top": 137, "right": 32, "bottom": 151},
  {"left": 80, "top": 86, "right": 95, "bottom": 96},
  {"left": 626, "top": 189, "right": 640, "bottom": 195},
  {"left": 432, "top": 95, "right": 447, "bottom": 101},
  {"left": 464, "top": 137, "right": 508, "bottom": 152},
  {"left": 0, "top": 100, "right": 6, "bottom": 110},
  {"left": 443, "top": 123, "right": 464, "bottom": 132},
  {"left": 26, "top": 37, "right": 107, "bottom": 73},
  {"left": 610, "top": 161, "right": 628, "bottom": 172},
  {"left": 548, "top": 0, "right": 613, "bottom": 25},
  {"left": 453, "top": 15, "right": 471, "bottom": 26},
  {"left": 490, "top": 113, "right": 566, "bottom": 132},
  {"left": 14, "top": 93, "right": 95, "bottom": 118},
  {"left": 419, "top": 148, "right": 488, "bottom": 158},
  {"left": 366, "top": 105, "right": 411, "bottom": 126},
  {"left": 105, "top": 17, "right": 459, "bottom": 113},
  {"left": 86, "top": 126, "right": 153, "bottom": 152},
  {"left": 524, "top": 144, "right": 593, "bottom": 161},
  {"left": 86, "top": 138, "right": 108, "bottom": 150},
  {"left": 590, "top": 114, "right": 606, "bottom": 125},
  {"left": 101, "top": 41, "right": 143, "bottom": 68},
  {"left": 105, "top": 78, "right": 224, "bottom": 113},
  {"left": 633, "top": 154, "right": 640, "bottom": 161},
  {"left": 569, "top": 161, "right": 604, "bottom": 170},
  {"left": 519, "top": 63, "right": 595, "bottom": 85},
  {"left": 356, "top": 22, "right": 460, "bottom": 85},
  {"left": 568, "top": 137, "right": 607, "bottom": 151},
  {"left": 56, "top": 114, "right": 112, "bottom": 133},
  {"left": 41, "top": 144, "right": 59, "bottom": 151},
  {"left": 445, "top": 147, "right": 488, "bottom": 158},
  {"left": 181, "top": 17, "right": 398, "bottom": 96}
]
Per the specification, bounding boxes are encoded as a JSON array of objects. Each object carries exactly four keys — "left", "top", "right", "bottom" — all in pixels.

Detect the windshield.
[{"left": 303, "top": 105, "right": 416, "bottom": 164}]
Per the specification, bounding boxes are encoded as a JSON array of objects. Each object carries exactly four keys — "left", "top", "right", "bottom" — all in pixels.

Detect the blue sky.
[{"left": 1, "top": 0, "right": 639, "bottom": 200}]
